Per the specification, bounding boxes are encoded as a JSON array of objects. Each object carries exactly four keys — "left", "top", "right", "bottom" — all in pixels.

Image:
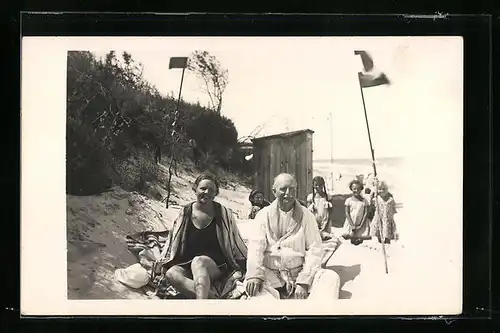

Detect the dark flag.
[
  {"left": 354, "top": 50, "right": 390, "bottom": 88},
  {"left": 169, "top": 57, "right": 188, "bottom": 69}
]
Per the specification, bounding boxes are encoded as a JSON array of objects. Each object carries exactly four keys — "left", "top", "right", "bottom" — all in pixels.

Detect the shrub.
[
  {"left": 66, "top": 51, "right": 246, "bottom": 196},
  {"left": 66, "top": 120, "right": 113, "bottom": 195}
]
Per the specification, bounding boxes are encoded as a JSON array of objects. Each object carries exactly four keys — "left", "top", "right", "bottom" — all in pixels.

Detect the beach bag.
[{"left": 115, "top": 263, "right": 150, "bottom": 289}]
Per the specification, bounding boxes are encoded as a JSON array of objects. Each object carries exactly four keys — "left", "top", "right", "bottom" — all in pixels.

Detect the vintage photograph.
[{"left": 22, "top": 36, "right": 463, "bottom": 315}]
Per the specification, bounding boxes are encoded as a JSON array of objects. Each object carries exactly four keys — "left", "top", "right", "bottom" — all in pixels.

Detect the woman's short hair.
[
  {"left": 192, "top": 172, "right": 220, "bottom": 195},
  {"left": 349, "top": 179, "right": 364, "bottom": 190}
]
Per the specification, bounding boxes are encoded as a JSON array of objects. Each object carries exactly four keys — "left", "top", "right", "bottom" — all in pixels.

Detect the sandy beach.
[{"left": 66, "top": 157, "right": 461, "bottom": 314}]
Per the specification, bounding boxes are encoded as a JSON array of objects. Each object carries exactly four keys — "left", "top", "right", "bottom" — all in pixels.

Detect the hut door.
[{"left": 278, "top": 139, "right": 291, "bottom": 173}]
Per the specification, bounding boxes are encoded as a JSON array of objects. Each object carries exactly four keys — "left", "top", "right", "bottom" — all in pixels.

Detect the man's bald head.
[
  {"left": 272, "top": 173, "right": 297, "bottom": 190},
  {"left": 272, "top": 173, "right": 297, "bottom": 212}
]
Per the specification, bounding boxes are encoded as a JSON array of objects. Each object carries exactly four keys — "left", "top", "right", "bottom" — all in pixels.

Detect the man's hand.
[
  {"left": 246, "top": 278, "right": 263, "bottom": 297},
  {"left": 294, "top": 284, "right": 309, "bottom": 299}
]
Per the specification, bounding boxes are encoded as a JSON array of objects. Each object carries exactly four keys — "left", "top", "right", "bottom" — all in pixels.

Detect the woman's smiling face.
[{"left": 195, "top": 179, "right": 218, "bottom": 204}]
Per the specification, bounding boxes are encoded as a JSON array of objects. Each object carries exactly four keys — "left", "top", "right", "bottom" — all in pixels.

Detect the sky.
[{"left": 92, "top": 37, "right": 462, "bottom": 159}]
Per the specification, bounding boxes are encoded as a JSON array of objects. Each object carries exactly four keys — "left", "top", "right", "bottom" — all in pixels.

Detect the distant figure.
[
  {"left": 154, "top": 145, "right": 161, "bottom": 164},
  {"left": 306, "top": 176, "right": 333, "bottom": 240},
  {"left": 370, "top": 181, "right": 398, "bottom": 244},
  {"left": 342, "top": 179, "right": 370, "bottom": 245},
  {"left": 355, "top": 174, "right": 365, "bottom": 184},
  {"left": 363, "top": 173, "right": 376, "bottom": 192},
  {"left": 248, "top": 189, "right": 270, "bottom": 219},
  {"left": 189, "top": 138, "right": 200, "bottom": 167}
]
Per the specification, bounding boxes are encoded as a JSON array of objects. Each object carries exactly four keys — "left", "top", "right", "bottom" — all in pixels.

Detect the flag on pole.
[
  {"left": 169, "top": 57, "right": 188, "bottom": 69},
  {"left": 354, "top": 50, "right": 390, "bottom": 273},
  {"left": 354, "top": 50, "right": 390, "bottom": 88}
]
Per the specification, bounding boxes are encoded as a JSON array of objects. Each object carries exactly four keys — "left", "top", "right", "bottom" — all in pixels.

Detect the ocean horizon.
[
  {"left": 314, "top": 156, "right": 404, "bottom": 165},
  {"left": 313, "top": 156, "right": 405, "bottom": 202}
]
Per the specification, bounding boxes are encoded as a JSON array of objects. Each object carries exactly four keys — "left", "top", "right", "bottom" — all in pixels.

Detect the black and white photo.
[{"left": 21, "top": 36, "right": 463, "bottom": 315}]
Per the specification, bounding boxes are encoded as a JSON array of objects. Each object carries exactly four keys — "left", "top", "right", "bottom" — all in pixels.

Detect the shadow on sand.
[{"left": 325, "top": 264, "right": 362, "bottom": 299}]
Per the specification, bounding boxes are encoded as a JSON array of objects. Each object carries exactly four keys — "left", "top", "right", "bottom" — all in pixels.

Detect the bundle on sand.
[{"left": 115, "top": 230, "right": 178, "bottom": 298}]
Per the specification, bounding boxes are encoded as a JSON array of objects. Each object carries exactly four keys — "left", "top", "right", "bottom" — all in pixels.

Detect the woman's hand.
[
  {"left": 246, "top": 278, "right": 263, "bottom": 297},
  {"left": 294, "top": 284, "right": 309, "bottom": 299}
]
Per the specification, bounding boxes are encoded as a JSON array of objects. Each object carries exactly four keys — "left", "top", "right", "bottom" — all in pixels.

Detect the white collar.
[{"left": 278, "top": 208, "right": 294, "bottom": 217}]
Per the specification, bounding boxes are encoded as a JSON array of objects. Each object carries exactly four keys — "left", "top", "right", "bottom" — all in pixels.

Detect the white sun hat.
[{"left": 115, "top": 263, "right": 150, "bottom": 289}]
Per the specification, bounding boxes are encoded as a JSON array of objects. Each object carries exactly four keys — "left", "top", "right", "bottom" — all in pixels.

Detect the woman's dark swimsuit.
[{"left": 175, "top": 212, "right": 228, "bottom": 277}]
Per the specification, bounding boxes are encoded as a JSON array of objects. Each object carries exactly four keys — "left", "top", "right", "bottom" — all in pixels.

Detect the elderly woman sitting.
[{"left": 159, "top": 173, "right": 248, "bottom": 299}]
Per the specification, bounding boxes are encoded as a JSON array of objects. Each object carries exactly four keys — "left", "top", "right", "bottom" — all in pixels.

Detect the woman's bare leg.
[
  {"left": 191, "top": 255, "right": 223, "bottom": 299},
  {"left": 165, "top": 265, "right": 197, "bottom": 299}
]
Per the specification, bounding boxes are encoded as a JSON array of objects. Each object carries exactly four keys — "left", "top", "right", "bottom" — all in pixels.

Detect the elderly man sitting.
[{"left": 244, "top": 173, "right": 341, "bottom": 300}]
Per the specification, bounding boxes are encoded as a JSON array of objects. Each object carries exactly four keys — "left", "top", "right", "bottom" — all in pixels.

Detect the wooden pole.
[
  {"left": 175, "top": 67, "right": 186, "bottom": 115},
  {"left": 165, "top": 66, "right": 186, "bottom": 208},
  {"left": 357, "top": 73, "right": 389, "bottom": 274}
]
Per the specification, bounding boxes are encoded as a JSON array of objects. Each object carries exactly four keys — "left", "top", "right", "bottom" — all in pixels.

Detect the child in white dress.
[{"left": 343, "top": 179, "right": 370, "bottom": 245}]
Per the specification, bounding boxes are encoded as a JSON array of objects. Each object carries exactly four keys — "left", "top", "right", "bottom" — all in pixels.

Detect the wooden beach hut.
[{"left": 251, "top": 129, "right": 314, "bottom": 204}]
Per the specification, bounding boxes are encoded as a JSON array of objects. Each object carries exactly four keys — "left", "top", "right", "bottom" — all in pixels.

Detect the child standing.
[
  {"left": 370, "top": 181, "right": 397, "bottom": 244},
  {"left": 307, "top": 176, "right": 333, "bottom": 239},
  {"left": 343, "top": 179, "right": 370, "bottom": 245}
]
